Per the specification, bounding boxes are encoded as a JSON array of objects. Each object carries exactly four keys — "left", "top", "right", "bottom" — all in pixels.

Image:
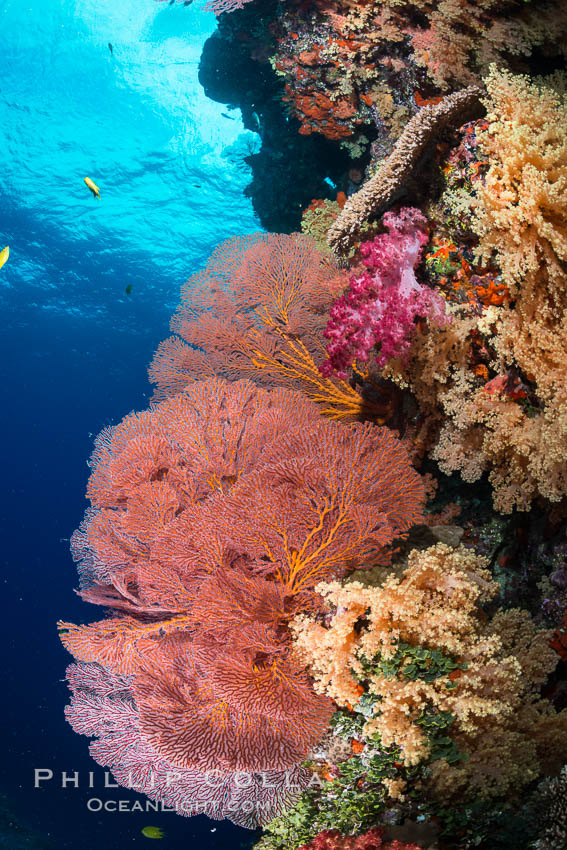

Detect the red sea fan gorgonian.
[
  {"left": 60, "top": 377, "right": 424, "bottom": 826},
  {"left": 321, "top": 208, "right": 450, "bottom": 380},
  {"left": 148, "top": 232, "right": 390, "bottom": 422},
  {"left": 148, "top": 232, "right": 345, "bottom": 403},
  {"left": 65, "top": 661, "right": 307, "bottom": 829}
]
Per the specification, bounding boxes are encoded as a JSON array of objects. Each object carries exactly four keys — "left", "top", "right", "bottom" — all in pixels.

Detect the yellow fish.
[
  {"left": 84, "top": 177, "right": 101, "bottom": 199},
  {"left": 0, "top": 246, "right": 9, "bottom": 269},
  {"left": 141, "top": 826, "right": 164, "bottom": 839}
]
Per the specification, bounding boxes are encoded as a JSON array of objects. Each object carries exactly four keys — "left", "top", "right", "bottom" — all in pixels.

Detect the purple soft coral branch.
[{"left": 321, "top": 208, "right": 449, "bottom": 379}]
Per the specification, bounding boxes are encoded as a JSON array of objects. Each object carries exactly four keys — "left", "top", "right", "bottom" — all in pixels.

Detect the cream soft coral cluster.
[
  {"left": 334, "top": 0, "right": 566, "bottom": 92},
  {"left": 291, "top": 544, "right": 567, "bottom": 799},
  {"left": 385, "top": 68, "right": 567, "bottom": 512},
  {"left": 473, "top": 68, "right": 567, "bottom": 307},
  {"left": 435, "top": 69, "right": 567, "bottom": 510},
  {"left": 410, "top": 0, "right": 567, "bottom": 89}
]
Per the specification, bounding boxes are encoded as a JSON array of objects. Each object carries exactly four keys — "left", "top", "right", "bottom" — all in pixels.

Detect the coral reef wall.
[{"left": 60, "top": 1, "right": 567, "bottom": 848}]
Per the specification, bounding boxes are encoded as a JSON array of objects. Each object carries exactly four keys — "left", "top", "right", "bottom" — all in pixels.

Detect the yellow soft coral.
[
  {"left": 292, "top": 544, "right": 567, "bottom": 799},
  {"left": 435, "top": 70, "right": 567, "bottom": 510},
  {"left": 473, "top": 67, "right": 567, "bottom": 312},
  {"left": 387, "top": 69, "right": 567, "bottom": 512}
]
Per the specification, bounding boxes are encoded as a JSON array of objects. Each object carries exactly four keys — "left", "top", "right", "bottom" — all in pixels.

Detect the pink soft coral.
[
  {"left": 321, "top": 208, "right": 449, "bottom": 379},
  {"left": 297, "top": 827, "right": 423, "bottom": 849}
]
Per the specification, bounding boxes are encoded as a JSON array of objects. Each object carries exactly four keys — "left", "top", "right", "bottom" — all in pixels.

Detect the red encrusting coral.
[
  {"left": 285, "top": 85, "right": 360, "bottom": 141},
  {"left": 551, "top": 610, "right": 567, "bottom": 661},
  {"left": 297, "top": 827, "right": 423, "bottom": 849}
]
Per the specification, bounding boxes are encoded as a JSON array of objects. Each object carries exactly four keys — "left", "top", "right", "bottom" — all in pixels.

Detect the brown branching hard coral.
[
  {"left": 291, "top": 543, "right": 567, "bottom": 801},
  {"left": 328, "top": 87, "right": 484, "bottom": 255}
]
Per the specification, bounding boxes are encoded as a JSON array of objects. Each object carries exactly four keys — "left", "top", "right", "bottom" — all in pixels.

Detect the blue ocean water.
[{"left": 0, "top": 0, "right": 260, "bottom": 846}]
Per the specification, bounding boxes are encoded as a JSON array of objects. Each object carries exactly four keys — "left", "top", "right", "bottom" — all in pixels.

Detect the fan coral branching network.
[{"left": 60, "top": 374, "right": 424, "bottom": 826}]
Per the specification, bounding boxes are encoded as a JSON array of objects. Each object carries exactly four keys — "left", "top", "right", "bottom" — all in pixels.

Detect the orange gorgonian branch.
[{"left": 149, "top": 233, "right": 391, "bottom": 422}]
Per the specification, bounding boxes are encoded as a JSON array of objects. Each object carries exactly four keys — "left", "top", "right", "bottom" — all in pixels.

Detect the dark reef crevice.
[{"left": 198, "top": 10, "right": 355, "bottom": 233}]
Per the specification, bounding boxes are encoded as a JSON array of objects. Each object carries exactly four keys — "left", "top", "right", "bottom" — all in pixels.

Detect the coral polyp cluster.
[
  {"left": 292, "top": 545, "right": 567, "bottom": 800},
  {"left": 321, "top": 207, "right": 449, "bottom": 378},
  {"left": 376, "top": 69, "right": 567, "bottom": 512}
]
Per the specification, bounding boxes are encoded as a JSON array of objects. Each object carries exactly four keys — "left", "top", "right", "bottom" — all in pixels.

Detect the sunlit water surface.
[{"left": 1, "top": 0, "right": 260, "bottom": 847}]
